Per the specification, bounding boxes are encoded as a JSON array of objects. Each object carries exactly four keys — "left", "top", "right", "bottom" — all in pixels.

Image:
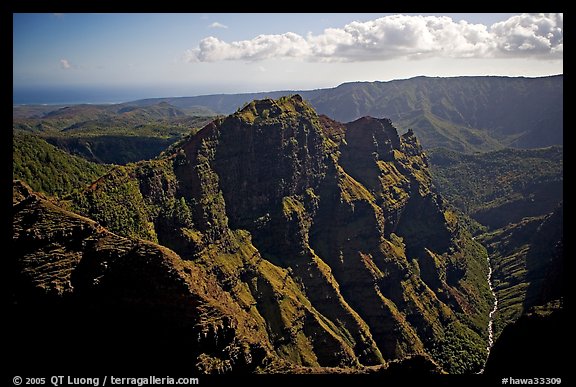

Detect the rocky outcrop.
[
  {"left": 11, "top": 180, "right": 271, "bottom": 373},
  {"left": 13, "top": 96, "right": 493, "bottom": 374}
]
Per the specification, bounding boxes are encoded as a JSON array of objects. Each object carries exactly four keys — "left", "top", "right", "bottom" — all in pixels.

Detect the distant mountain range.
[
  {"left": 14, "top": 75, "right": 562, "bottom": 154},
  {"left": 125, "top": 75, "right": 563, "bottom": 153}
]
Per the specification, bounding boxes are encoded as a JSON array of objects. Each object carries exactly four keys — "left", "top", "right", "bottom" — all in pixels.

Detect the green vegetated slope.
[
  {"left": 309, "top": 76, "right": 562, "bottom": 152},
  {"left": 15, "top": 76, "right": 562, "bottom": 165},
  {"left": 13, "top": 132, "right": 110, "bottom": 197},
  {"left": 43, "top": 136, "right": 179, "bottom": 165},
  {"left": 427, "top": 147, "right": 563, "bottom": 339},
  {"left": 125, "top": 75, "right": 563, "bottom": 153},
  {"left": 13, "top": 102, "right": 214, "bottom": 164},
  {"left": 11, "top": 182, "right": 442, "bottom": 375},
  {"left": 427, "top": 147, "right": 563, "bottom": 229},
  {"left": 479, "top": 204, "right": 563, "bottom": 339},
  {"left": 42, "top": 95, "right": 493, "bottom": 373},
  {"left": 11, "top": 180, "right": 272, "bottom": 374}
]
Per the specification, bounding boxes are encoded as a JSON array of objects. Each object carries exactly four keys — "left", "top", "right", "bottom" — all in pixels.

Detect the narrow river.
[{"left": 479, "top": 255, "right": 498, "bottom": 373}]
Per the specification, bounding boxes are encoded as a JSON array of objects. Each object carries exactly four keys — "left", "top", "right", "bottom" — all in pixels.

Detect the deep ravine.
[{"left": 480, "top": 255, "right": 498, "bottom": 373}]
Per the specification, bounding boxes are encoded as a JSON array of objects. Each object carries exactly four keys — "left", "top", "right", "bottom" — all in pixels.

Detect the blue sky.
[{"left": 13, "top": 13, "right": 563, "bottom": 101}]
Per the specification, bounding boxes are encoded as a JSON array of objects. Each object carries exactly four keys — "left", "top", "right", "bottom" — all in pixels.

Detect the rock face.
[
  {"left": 11, "top": 96, "right": 492, "bottom": 373},
  {"left": 11, "top": 180, "right": 270, "bottom": 373},
  {"left": 480, "top": 203, "right": 563, "bottom": 338}
]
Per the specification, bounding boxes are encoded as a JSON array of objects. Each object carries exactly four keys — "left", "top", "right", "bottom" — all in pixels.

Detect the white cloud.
[
  {"left": 185, "top": 32, "right": 310, "bottom": 62},
  {"left": 60, "top": 59, "right": 71, "bottom": 69},
  {"left": 208, "top": 22, "right": 228, "bottom": 29},
  {"left": 491, "top": 13, "right": 563, "bottom": 58},
  {"left": 185, "top": 13, "right": 562, "bottom": 63}
]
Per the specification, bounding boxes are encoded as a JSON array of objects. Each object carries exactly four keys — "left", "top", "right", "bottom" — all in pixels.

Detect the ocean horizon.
[{"left": 12, "top": 85, "right": 204, "bottom": 106}]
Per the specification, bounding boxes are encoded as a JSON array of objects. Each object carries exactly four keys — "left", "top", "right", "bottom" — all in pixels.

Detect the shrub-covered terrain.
[
  {"left": 13, "top": 132, "right": 110, "bottom": 197},
  {"left": 13, "top": 96, "right": 493, "bottom": 374},
  {"left": 13, "top": 101, "right": 214, "bottom": 164}
]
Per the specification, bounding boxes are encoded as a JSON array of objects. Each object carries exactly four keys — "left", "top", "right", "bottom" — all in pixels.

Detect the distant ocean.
[{"left": 12, "top": 86, "right": 199, "bottom": 105}]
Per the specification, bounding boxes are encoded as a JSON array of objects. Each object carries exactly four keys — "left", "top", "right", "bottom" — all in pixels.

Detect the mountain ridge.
[
  {"left": 123, "top": 75, "right": 563, "bottom": 153},
  {"left": 124, "top": 74, "right": 561, "bottom": 113},
  {"left": 12, "top": 95, "right": 493, "bottom": 373},
  {"left": 13, "top": 95, "right": 491, "bottom": 373}
]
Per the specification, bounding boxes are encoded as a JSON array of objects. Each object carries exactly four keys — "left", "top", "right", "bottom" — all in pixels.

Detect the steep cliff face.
[
  {"left": 479, "top": 203, "right": 563, "bottom": 338},
  {"left": 22, "top": 95, "right": 492, "bottom": 373},
  {"left": 11, "top": 180, "right": 271, "bottom": 373}
]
